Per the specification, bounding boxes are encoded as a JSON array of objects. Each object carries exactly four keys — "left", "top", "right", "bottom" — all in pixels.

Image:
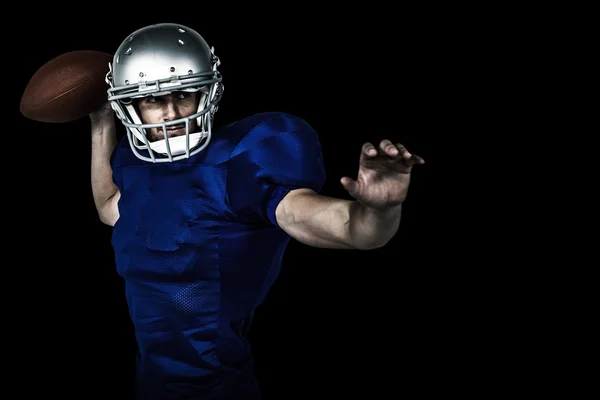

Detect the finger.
[
  {"left": 392, "top": 143, "right": 413, "bottom": 160},
  {"left": 410, "top": 154, "right": 425, "bottom": 164},
  {"left": 340, "top": 176, "right": 359, "bottom": 198},
  {"left": 362, "top": 142, "right": 378, "bottom": 157},
  {"left": 402, "top": 154, "right": 425, "bottom": 168},
  {"left": 379, "top": 139, "right": 399, "bottom": 156}
]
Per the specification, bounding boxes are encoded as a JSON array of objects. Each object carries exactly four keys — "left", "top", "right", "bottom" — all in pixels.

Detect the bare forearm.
[
  {"left": 276, "top": 189, "right": 402, "bottom": 250},
  {"left": 90, "top": 117, "right": 119, "bottom": 212}
]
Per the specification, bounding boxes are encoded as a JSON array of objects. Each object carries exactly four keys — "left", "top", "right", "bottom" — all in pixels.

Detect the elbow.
[
  {"left": 96, "top": 192, "right": 120, "bottom": 227},
  {"left": 98, "top": 213, "right": 116, "bottom": 227},
  {"left": 97, "top": 204, "right": 118, "bottom": 227}
]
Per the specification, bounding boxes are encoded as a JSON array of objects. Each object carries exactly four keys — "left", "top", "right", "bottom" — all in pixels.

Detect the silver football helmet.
[{"left": 106, "top": 23, "right": 223, "bottom": 162}]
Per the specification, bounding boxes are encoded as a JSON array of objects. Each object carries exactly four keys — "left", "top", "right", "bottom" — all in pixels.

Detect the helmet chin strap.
[{"left": 146, "top": 130, "right": 211, "bottom": 158}]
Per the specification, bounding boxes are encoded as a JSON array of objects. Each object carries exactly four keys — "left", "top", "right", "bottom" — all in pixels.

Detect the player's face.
[{"left": 138, "top": 91, "right": 200, "bottom": 142}]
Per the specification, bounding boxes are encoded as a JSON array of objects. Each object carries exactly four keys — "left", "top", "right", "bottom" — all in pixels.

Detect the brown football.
[{"left": 20, "top": 50, "right": 113, "bottom": 123}]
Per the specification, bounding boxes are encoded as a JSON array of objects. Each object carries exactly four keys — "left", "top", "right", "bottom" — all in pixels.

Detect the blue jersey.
[{"left": 109, "top": 112, "right": 326, "bottom": 399}]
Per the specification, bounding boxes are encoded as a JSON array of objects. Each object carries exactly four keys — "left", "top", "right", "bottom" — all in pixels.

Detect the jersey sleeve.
[{"left": 226, "top": 113, "right": 326, "bottom": 227}]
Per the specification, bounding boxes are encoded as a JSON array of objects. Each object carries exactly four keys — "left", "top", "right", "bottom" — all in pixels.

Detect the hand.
[{"left": 341, "top": 140, "right": 425, "bottom": 210}]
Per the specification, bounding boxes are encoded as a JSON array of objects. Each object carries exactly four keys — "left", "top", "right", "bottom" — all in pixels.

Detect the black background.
[{"left": 11, "top": 11, "right": 445, "bottom": 399}]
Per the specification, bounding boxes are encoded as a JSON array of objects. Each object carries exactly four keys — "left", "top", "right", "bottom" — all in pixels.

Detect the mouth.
[{"left": 164, "top": 125, "right": 186, "bottom": 138}]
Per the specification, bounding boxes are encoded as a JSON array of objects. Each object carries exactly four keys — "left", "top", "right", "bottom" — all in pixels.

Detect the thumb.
[{"left": 340, "top": 177, "right": 359, "bottom": 198}]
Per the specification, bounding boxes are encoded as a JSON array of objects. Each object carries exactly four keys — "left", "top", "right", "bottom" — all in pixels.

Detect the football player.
[{"left": 90, "top": 22, "right": 424, "bottom": 400}]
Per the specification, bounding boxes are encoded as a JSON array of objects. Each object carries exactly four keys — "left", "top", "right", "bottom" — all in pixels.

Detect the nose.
[{"left": 163, "top": 100, "right": 179, "bottom": 121}]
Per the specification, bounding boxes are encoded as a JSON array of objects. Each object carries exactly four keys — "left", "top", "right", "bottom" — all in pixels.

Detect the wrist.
[
  {"left": 348, "top": 202, "right": 402, "bottom": 250},
  {"left": 360, "top": 202, "right": 402, "bottom": 218},
  {"left": 90, "top": 115, "right": 116, "bottom": 134}
]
